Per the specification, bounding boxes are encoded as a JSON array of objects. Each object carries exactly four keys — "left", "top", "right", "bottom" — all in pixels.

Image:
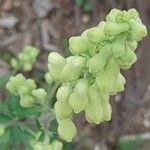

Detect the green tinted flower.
[
  {"left": 6, "top": 74, "right": 26, "bottom": 95},
  {"left": 112, "top": 33, "right": 126, "bottom": 57},
  {"left": 104, "top": 22, "right": 130, "bottom": 36},
  {"left": 10, "top": 58, "right": 19, "bottom": 69},
  {"left": 106, "top": 9, "right": 121, "bottom": 22},
  {"left": 69, "top": 79, "right": 89, "bottom": 113},
  {"left": 44, "top": 72, "right": 53, "bottom": 84},
  {"left": 95, "top": 58, "right": 120, "bottom": 94},
  {"left": 110, "top": 73, "right": 126, "bottom": 95},
  {"left": 54, "top": 101, "right": 72, "bottom": 120},
  {"left": 7, "top": 74, "right": 46, "bottom": 107},
  {"left": 48, "top": 52, "right": 66, "bottom": 79},
  {"left": 11, "top": 46, "right": 39, "bottom": 71},
  {"left": 87, "top": 44, "right": 111, "bottom": 73},
  {"left": 33, "top": 142, "right": 43, "bottom": 150},
  {"left": 60, "top": 56, "right": 86, "bottom": 82},
  {"left": 20, "top": 95, "right": 34, "bottom": 107},
  {"left": 129, "top": 19, "right": 147, "bottom": 41},
  {"left": 32, "top": 88, "right": 47, "bottom": 102},
  {"left": 58, "top": 119, "right": 77, "bottom": 142},
  {"left": 46, "top": 8, "right": 147, "bottom": 142},
  {"left": 126, "top": 41, "right": 137, "bottom": 51},
  {"left": 56, "top": 85, "right": 72, "bottom": 103},
  {"left": 85, "top": 86, "right": 103, "bottom": 124},
  {"left": 118, "top": 46, "right": 137, "bottom": 69},
  {"left": 69, "top": 35, "right": 96, "bottom": 55},
  {"left": 32, "top": 140, "right": 62, "bottom": 150},
  {"left": 100, "top": 94, "right": 112, "bottom": 121},
  {"left": 86, "top": 21, "right": 107, "bottom": 43},
  {"left": 51, "top": 140, "right": 63, "bottom": 150}
]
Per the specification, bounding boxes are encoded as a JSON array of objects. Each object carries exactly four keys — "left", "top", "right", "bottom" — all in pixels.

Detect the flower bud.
[
  {"left": 104, "top": 22, "right": 130, "bottom": 36},
  {"left": 44, "top": 144, "right": 52, "bottom": 150},
  {"left": 69, "top": 35, "right": 95, "bottom": 55},
  {"left": 23, "top": 63, "right": 32, "bottom": 71},
  {"left": 110, "top": 73, "right": 126, "bottom": 95},
  {"left": 18, "top": 85, "right": 29, "bottom": 95},
  {"left": 126, "top": 41, "right": 137, "bottom": 51},
  {"left": 44, "top": 72, "right": 54, "bottom": 84},
  {"left": 26, "top": 79, "right": 36, "bottom": 91},
  {"left": 33, "top": 142, "right": 53, "bottom": 150},
  {"left": 116, "top": 10, "right": 129, "bottom": 22},
  {"left": 20, "top": 95, "right": 34, "bottom": 107},
  {"left": 85, "top": 22, "right": 107, "bottom": 43},
  {"left": 10, "top": 58, "right": 19, "bottom": 69},
  {"left": 56, "top": 85, "right": 72, "bottom": 103},
  {"left": 118, "top": 46, "right": 137, "bottom": 67},
  {"left": 112, "top": 34, "right": 126, "bottom": 57},
  {"left": 6, "top": 74, "right": 25, "bottom": 95},
  {"left": 18, "top": 53, "right": 28, "bottom": 62},
  {"left": 127, "top": 8, "right": 139, "bottom": 20},
  {"left": 106, "top": 9, "right": 121, "bottom": 22},
  {"left": 87, "top": 44, "right": 111, "bottom": 73},
  {"left": 32, "top": 88, "right": 47, "bottom": 101},
  {"left": 16, "top": 46, "right": 39, "bottom": 71},
  {"left": 129, "top": 19, "right": 147, "bottom": 41},
  {"left": 51, "top": 140, "right": 63, "bottom": 150},
  {"left": 33, "top": 142, "right": 43, "bottom": 150},
  {"left": 69, "top": 79, "right": 89, "bottom": 113},
  {"left": 60, "top": 56, "right": 86, "bottom": 82},
  {"left": 48, "top": 52, "right": 66, "bottom": 79},
  {"left": 85, "top": 86, "right": 103, "bottom": 124},
  {"left": 23, "top": 46, "right": 38, "bottom": 55},
  {"left": 58, "top": 119, "right": 77, "bottom": 142},
  {"left": 95, "top": 58, "right": 120, "bottom": 93},
  {"left": 54, "top": 101, "right": 72, "bottom": 120},
  {"left": 100, "top": 96, "right": 112, "bottom": 121}
]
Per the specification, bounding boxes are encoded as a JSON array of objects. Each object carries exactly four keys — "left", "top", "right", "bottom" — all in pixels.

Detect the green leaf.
[
  {"left": 7, "top": 93, "right": 41, "bottom": 118},
  {"left": 83, "top": 2, "right": 92, "bottom": 12},
  {"left": 0, "top": 74, "right": 10, "bottom": 88},
  {"left": 0, "top": 128, "right": 11, "bottom": 144},
  {"left": 10, "top": 125, "right": 33, "bottom": 150},
  {"left": 0, "top": 100, "right": 10, "bottom": 114},
  {"left": 0, "top": 113, "right": 12, "bottom": 123},
  {"left": 12, "top": 106, "right": 41, "bottom": 118},
  {"left": 75, "top": 0, "right": 84, "bottom": 6}
]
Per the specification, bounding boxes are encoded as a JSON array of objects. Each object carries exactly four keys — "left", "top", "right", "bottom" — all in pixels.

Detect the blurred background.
[{"left": 0, "top": 0, "right": 150, "bottom": 150}]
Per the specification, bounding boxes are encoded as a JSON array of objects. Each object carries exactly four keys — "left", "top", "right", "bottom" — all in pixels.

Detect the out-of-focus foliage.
[{"left": 75, "top": 0, "right": 94, "bottom": 12}]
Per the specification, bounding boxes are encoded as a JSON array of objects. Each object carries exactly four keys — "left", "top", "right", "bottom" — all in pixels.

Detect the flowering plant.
[{"left": 2, "top": 8, "right": 147, "bottom": 149}]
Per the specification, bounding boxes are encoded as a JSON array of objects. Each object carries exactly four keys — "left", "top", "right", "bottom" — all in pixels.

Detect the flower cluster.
[
  {"left": 6, "top": 74, "right": 46, "bottom": 107},
  {"left": 33, "top": 140, "right": 63, "bottom": 150},
  {"left": 11, "top": 46, "right": 39, "bottom": 71},
  {"left": 45, "top": 8, "right": 147, "bottom": 142}
]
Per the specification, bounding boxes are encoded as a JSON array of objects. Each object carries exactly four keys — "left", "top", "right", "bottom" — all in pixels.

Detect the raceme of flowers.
[
  {"left": 45, "top": 8, "right": 147, "bottom": 142},
  {"left": 11, "top": 46, "right": 39, "bottom": 71},
  {"left": 6, "top": 74, "right": 47, "bottom": 107}
]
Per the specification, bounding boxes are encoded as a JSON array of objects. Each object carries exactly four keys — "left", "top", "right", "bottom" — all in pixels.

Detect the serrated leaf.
[
  {"left": 0, "top": 113, "right": 12, "bottom": 123},
  {"left": 6, "top": 93, "right": 41, "bottom": 117},
  {"left": 0, "top": 74, "right": 10, "bottom": 88},
  {"left": 12, "top": 105, "right": 41, "bottom": 118},
  {"left": 0, "top": 128, "right": 11, "bottom": 144}
]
